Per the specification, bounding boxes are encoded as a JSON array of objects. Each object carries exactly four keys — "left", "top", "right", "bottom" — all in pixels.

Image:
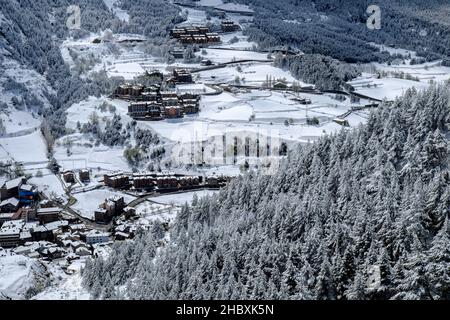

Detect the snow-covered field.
[
  {"left": 198, "top": 0, "right": 253, "bottom": 13},
  {"left": 350, "top": 61, "right": 450, "bottom": 101},
  {"left": 72, "top": 189, "right": 136, "bottom": 220},
  {"left": 32, "top": 259, "right": 90, "bottom": 300},
  {"left": 0, "top": 253, "right": 49, "bottom": 299},
  {"left": 151, "top": 189, "right": 218, "bottom": 206},
  {"left": 103, "top": 0, "right": 130, "bottom": 22},
  {"left": 3, "top": 0, "right": 450, "bottom": 301},
  {"left": 134, "top": 200, "right": 178, "bottom": 224}
]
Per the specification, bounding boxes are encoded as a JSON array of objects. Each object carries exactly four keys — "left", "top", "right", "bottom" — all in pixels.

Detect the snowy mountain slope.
[
  {"left": 0, "top": 253, "right": 50, "bottom": 300},
  {"left": 103, "top": 0, "right": 130, "bottom": 22}
]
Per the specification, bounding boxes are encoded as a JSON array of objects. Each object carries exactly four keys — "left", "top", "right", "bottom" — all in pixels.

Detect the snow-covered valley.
[{"left": 1, "top": 0, "right": 450, "bottom": 301}]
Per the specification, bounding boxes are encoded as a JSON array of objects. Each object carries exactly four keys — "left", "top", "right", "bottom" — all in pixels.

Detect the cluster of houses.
[
  {"left": 114, "top": 79, "right": 201, "bottom": 120},
  {"left": 221, "top": 20, "right": 241, "bottom": 32},
  {"left": 115, "top": 69, "right": 193, "bottom": 99},
  {"left": 170, "top": 25, "right": 221, "bottom": 45},
  {"left": 112, "top": 68, "right": 203, "bottom": 121},
  {"left": 127, "top": 91, "right": 200, "bottom": 120},
  {"left": 62, "top": 169, "right": 90, "bottom": 184},
  {"left": 103, "top": 172, "right": 230, "bottom": 192},
  {"left": 0, "top": 177, "right": 40, "bottom": 232},
  {"left": 0, "top": 176, "right": 138, "bottom": 265}
]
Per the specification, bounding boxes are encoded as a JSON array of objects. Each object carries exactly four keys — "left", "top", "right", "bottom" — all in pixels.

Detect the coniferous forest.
[
  {"left": 231, "top": 0, "right": 450, "bottom": 63},
  {"left": 82, "top": 85, "right": 450, "bottom": 300}
]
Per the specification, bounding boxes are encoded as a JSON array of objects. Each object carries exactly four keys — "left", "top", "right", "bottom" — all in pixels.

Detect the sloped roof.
[{"left": 0, "top": 197, "right": 19, "bottom": 208}]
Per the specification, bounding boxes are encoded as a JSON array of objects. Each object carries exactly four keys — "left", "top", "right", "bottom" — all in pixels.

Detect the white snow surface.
[
  {"left": 0, "top": 254, "right": 48, "bottom": 300},
  {"left": 72, "top": 189, "right": 136, "bottom": 220}
]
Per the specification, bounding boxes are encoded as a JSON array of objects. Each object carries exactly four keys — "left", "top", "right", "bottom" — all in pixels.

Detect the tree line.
[{"left": 82, "top": 84, "right": 450, "bottom": 300}]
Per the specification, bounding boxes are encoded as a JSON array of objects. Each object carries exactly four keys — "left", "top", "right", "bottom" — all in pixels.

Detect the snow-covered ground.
[
  {"left": 349, "top": 60, "right": 450, "bottom": 101},
  {"left": 0, "top": 253, "right": 49, "bottom": 299},
  {"left": 103, "top": 0, "right": 130, "bottom": 22},
  {"left": 151, "top": 189, "right": 218, "bottom": 206},
  {"left": 29, "top": 172, "right": 67, "bottom": 199},
  {"left": 0, "top": 111, "right": 41, "bottom": 137},
  {"left": 0, "top": 130, "right": 48, "bottom": 163},
  {"left": 72, "top": 189, "right": 136, "bottom": 220},
  {"left": 32, "top": 258, "right": 90, "bottom": 300},
  {"left": 5, "top": 0, "right": 450, "bottom": 301},
  {"left": 198, "top": 0, "right": 253, "bottom": 13}
]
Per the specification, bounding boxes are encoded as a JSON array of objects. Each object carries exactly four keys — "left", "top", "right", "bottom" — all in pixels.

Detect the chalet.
[
  {"left": 156, "top": 176, "right": 179, "bottom": 189},
  {"left": 115, "top": 83, "right": 133, "bottom": 96},
  {"left": 170, "top": 28, "right": 187, "bottom": 38},
  {"left": 86, "top": 230, "right": 110, "bottom": 245},
  {"left": 0, "top": 213, "right": 14, "bottom": 225},
  {"left": 0, "top": 177, "right": 25, "bottom": 201},
  {"left": 178, "top": 92, "right": 201, "bottom": 101},
  {"left": 105, "top": 196, "right": 125, "bottom": 217},
  {"left": 193, "top": 35, "right": 208, "bottom": 44},
  {"left": 31, "top": 223, "right": 67, "bottom": 241},
  {"left": 164, "top": 106, "right": 182, "bottom": 119},
  {"left": 68, "top": 224, "right": 87, "bottom": 233},
  {"left": 160, "top": 91, "right": 178, "bottom": 99},
  {"left": 141, "top": 91, "right": 159, "bottom": 102},
  {"left": 128, "top": 102, "right": 148, "bottom": 118},
  {"left": 123, "top": 207, "right": 136, "bottom": 219},
  {"left": 13, "top": 242, "right": 40, "bottom": 257},
  {"left": 182, "top": 103, "right": 200, "bottom": 115},
  {"left": 170, "top": 47, "right": 185, "bottom": 59},
  {"left": 133, "top": 175, "right": 155, "bottom": 190},
  {"left": 44, "top": 220, "right": 69, "bottom": 233},
  {"left": 207, "top": 176, "right": 219, "bottom": 188},
  {"left": 56, "top": 233, "right": 81, "bottom": 247},
  {"left": 115, "top": 231, "right": 130, "bottom": 241},
  {"left": 95, "top": 196, "right": 125, "bottom": 223},
  {"left": 94, "top": 208, "right": 109, "bottom": 224},
  {"left": 0, "top": 197, "right": 19, "bottom": 213},
  {"left": 201, "top": 59, "right": 213, "bottom": 66},
  {"left": 179, "top": 34, "right": 194, "bottom": 44},
  {"left": 270, "top": 45, "right": 300, "bottom": 56},
  {"left": 145, "top": 71, "right": 164, "bottom": 84},
  {"left": 128, "top": 102, "right": 163, "bottom": 120},
  {"left": 104, "top": 173, "right": 130, "bottom": 189},
  {"left": 173, "top": 69, "right": 193, "bottom": 83},
  {"left": 63, "top": 171, "right": 75, "bottom": 184},
  {"left": 292, "top": 97, "right": 312, "bottom": 105},
  {"left": 350, "top": 95, "right": 361, "bottom": 103},
  {"left": 75, "top": 246, "right": 91, "bottom": 257},
  {"left": 205, "top": 33, "right": 221, "bottom": 43},
  {"left": 179, "top": 176, "right": 200, "bottom": 189},
  {"left": 162, "top": 96, "right": 179, "bottom": 107},
  {"left": 198, "top": 26, "right": 209, "bottom": 34},
  {"left": 0, "top": 220, "right": 24, "bottom": 248},
  {"left": 273, "top": 81, "right": 288, "bottom": 90},
  {"left": 131, "top": 84, "right": 144, "bottom": 97},
  {"left": 0, "top": 208, "right": 22, "bottom": 224},
  {"left": 79, "top": 169, "right": 90, "bottom": 182},
  {"left": 221, "top": 21, "right": 241, "bottom": 32},
  {"left": 333, "top": 118, "right": 350, "bottom": 127},
  {"left": 19, "top": 184, "right": 37, "bottom": 205},
  {"left": 31, "top": 225, "right": 54, "bottom": 242},
  {"left": 39, "top": 245, "right": 66, "bottom": 260},
  {"left": 69, "top": 241, "right": 87, "bottom": 252},
  {"left": 39, "top": 199, "right": 54, "bottom": 208},
  {"left": 17, "top": 207, "right": 36, "bottom": 221},
  {"left": 36, "top": 207, "right": 61, "bottom": 224},
  {"left": 147, "top": 103, "right": 163, "bottom": 119}
]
